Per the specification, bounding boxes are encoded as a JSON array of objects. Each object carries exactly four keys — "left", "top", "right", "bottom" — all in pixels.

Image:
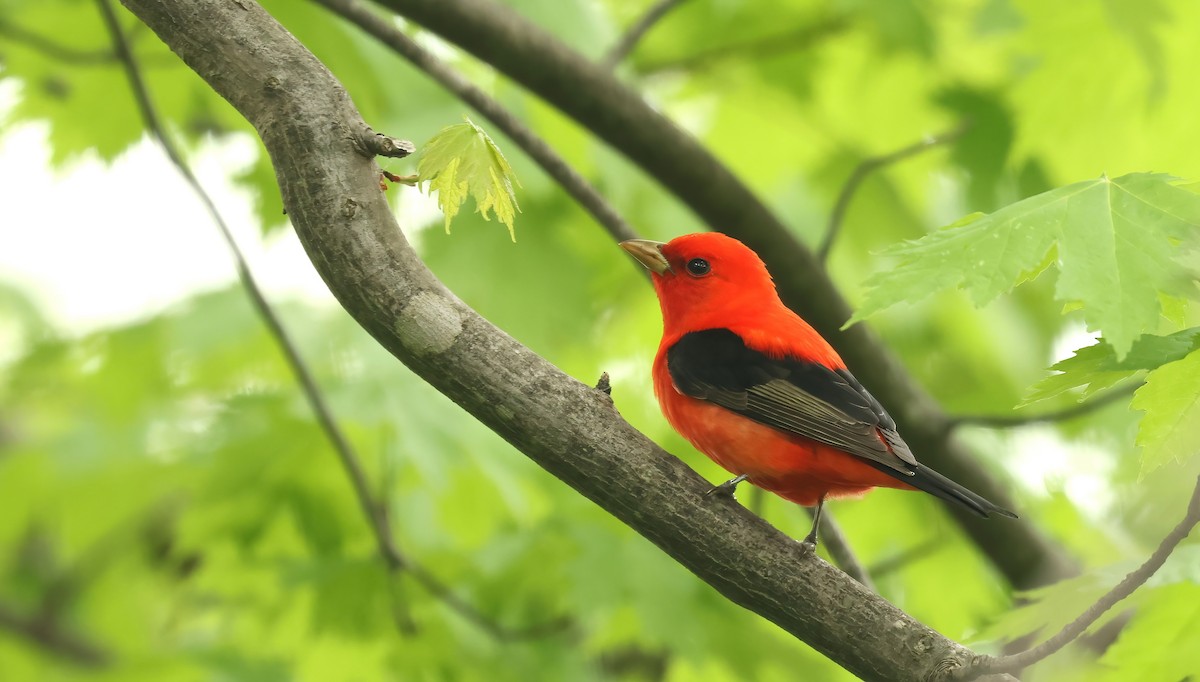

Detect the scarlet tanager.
[{"left": 621, "top": 233, "right": 1016, "bottom": 546}]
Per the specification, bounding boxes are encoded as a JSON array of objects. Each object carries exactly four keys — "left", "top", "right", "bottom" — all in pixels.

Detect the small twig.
[
  {"left": 866, "top": 537, "right": 944, "bottom": 580},
  {"left": 0, "top": 602, "right": 109, "bottom": 667},
  {"left": 963, "top": 474, "right": 1200, "bottom": 679},
  {"left": 315, "top": 0, "right": 640, "bottom": 246},
  {"left": 805, "top": 506, "right": 874, "bottom": 590},
  {"left": 0, "top": 19, "right": 119, "bottom": 64},
  {"left": 405, "top": 563, "right": 574, "bottom": 641},
  {"left": 99, "top": 0, "right": 564, "bottom": 643},
  {"left": 946, "top": 383, "right": 1139, "bottom": 432},
  {"left": 356, "top": 130, "right": 416, "bottom": 159},
  {"left": 595, "top": 371, "right": 612, "bottom": 395},
  {"left": 601, "top": 0, "right": 692, "bottom": 69},
  {"left": 635, "top": 16, "right": 850, "bottom": 75},
  {"left": 818, "top": 122, "right": 968, "bottom": 262}
]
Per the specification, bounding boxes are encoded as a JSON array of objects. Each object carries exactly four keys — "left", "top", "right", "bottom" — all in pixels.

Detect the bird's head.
[{"left": 620, "top": 232, "right": 779, "bottom": 331}]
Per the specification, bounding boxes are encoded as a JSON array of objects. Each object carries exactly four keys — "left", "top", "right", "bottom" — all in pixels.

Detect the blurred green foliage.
[{"left": 1, "top": 0, "right": 1199, "bottom": 680}]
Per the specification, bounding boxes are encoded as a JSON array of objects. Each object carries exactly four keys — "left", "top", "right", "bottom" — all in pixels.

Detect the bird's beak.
[{"left": 619, "top": 239, "right": 672, "bottom": 275}]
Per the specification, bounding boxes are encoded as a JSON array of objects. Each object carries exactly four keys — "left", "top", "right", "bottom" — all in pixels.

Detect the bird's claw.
[{"left": 799, "top": 537, "right": 818, "bottom": 555}]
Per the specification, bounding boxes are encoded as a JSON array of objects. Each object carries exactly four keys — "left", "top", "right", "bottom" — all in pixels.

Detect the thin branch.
[
  {"left": 406, "top": 563, "right": 574, "bottom": 641},
  {"left": 818, "top": 123, "right": 968, "bottom": 262},
  {"left": 99, "top": 0, "right": 562, "bottom": 644},
  {"left": 806, "top": 506, "right": 875, "bottom": 591},
  {"left": 313, "top": 0, "right": 639, "bottom": 245},
  {"left": 0, "top": 18, "right": 169, "bottom": 67},
  {"left": 0, "top": 19, "right": 118, "bottom": 64},
  {"left": 601, "top": 0, "right": 692, "bottom": 69},
  {"left": 0, "top": 603, "right": 109, "bottom": 668},
  {"left": 635, "top": 15, "right": 851, "bottom": 75},
  {"left": 964, "top": 474, "right": 1200, "bottom": 679},
  {"left": 867, "top": 538, "right": 944, "bottom": 580},
  {"left": 946, "top": 383, "right": 1139, "bottom": 431}
]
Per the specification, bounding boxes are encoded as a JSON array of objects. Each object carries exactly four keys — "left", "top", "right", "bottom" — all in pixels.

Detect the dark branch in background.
[
  {"left": 635, "top": 15, "right": 851, "bottom": 75},
  {"left": 98, "top": 0, "right": 561, "bottom": 644},
  {"left": 946, "top": 384, "right": 1139, "bottom": 432},
  {"left": 601, "top": 0, "right": 692, "bottom": 69},
  {"left": 818, "top": 123, "right": 968, "bottom": 262},
  {"left": 867, "top": 538, "right": 945, "bottom": 581},
  {"left": 0, "top": 18, "right": 119, "bottom": 64},
  {"left": 360, "top": 0, "right": 1079, "bottom": 592},
  {"left": 807, "top": 507, "right": 874, "bottom": 590},
  {"left": 313, "top": 0, "right": 639, "bottom": 246},
  {"left": 963, "top": 474, "right": 1200, "bottom": 679},
  {"left": 118, "top": 1, "right": 1017, "bottom": 677},
  {"left": 0, "top": 17, "right": 171, "bottom": 67},
  {"left": 0, "top": 602, "right": 108, "bottom": 668}
]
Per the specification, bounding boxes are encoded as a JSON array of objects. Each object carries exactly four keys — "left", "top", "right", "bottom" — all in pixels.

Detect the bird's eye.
[{"left": 686, "top": 258, "right": 711, "bottom": 277}]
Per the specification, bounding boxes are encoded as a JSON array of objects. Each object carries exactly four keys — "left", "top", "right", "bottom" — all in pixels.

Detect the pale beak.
[{"left": 619, "top": 239, "right": 671, "bottom": 274}]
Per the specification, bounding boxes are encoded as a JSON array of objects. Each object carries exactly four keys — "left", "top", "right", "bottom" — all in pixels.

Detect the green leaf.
[
  {"left": 417, "top": 118, "right": 521, "bottom": 240},
  {"left": 1131, "top": 349, "right": 1200, "bottom": 474},
  {"left": 1023, "top": 327, "right": 1200, "bottom": 405},
  {"left": 849, "top": 173, "right": 1200, "bottom": 358}
]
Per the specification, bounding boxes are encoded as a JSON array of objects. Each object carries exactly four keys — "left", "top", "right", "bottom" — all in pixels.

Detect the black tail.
[{"left": 869, "top": 461, "right": 1018, "bottom": 519}]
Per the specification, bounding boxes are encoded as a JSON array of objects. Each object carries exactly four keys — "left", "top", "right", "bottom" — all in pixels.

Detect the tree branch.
[
  {"left": 98, "top": 0, "right": 556, "bottom": 643},
  {"left": 963, "top": 474, "right": 1200, "bottom": 679},
  {"left": 818, "top": 123, "right": 968, "bottom": 262},
  {"left": 360, "top": 0, "right": 1079, "bottom": 591},
  {"left": 601, "top": 0, "right": 692, "bottom": 69},
  {"left": 634, "top": 16, "right": 851, "bottom": 75},
  {"left": 946, "top": 383, "right": 1139, "bottom": 431},
  {"left": 311, "top": 0, "right": 639, "bottom": 245},
  {"left": 118, "top": 1, "right": 1013, "bottom": 677}
]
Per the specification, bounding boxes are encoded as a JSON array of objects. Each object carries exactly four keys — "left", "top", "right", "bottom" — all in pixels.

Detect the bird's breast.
[{"left": 653, "top": 357, "right": 807, "bottom": 478}]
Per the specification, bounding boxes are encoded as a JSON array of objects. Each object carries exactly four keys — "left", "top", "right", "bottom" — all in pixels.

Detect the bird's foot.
[
  {"left": 705, "top": 474, "right": 749, "bottom": 498},
  {"left": 799, "top": 531, "right": 819, "bottom": 555}
]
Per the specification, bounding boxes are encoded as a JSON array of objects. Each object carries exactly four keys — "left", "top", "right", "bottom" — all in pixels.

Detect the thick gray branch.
[
  {"left": 119, "top": 1, "right": 1010, "bottom": 679},
  {"left": 365, "top": 0, "right": 1078, "bottom": 590}
]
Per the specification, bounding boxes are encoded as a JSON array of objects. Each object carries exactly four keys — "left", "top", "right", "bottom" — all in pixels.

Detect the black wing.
[{"left": 667, "top": 329, "right": 1016, "bottom": 518}]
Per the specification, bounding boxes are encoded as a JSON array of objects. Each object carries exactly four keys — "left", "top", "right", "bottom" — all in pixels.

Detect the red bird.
[{"left": 621, "top": 233, "right": 1015, "bottom": 546}]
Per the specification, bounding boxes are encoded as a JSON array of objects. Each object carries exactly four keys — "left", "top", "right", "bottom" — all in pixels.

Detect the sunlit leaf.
[
  {"left": 1022, "top": 327, "right": 1200, "bottom": 405},
  {"left": 1132, "top": 349, "right": 1200, "bottom": 473},
  {"left": 417, "top": 118, "right": 521, "bottom": 240}
]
